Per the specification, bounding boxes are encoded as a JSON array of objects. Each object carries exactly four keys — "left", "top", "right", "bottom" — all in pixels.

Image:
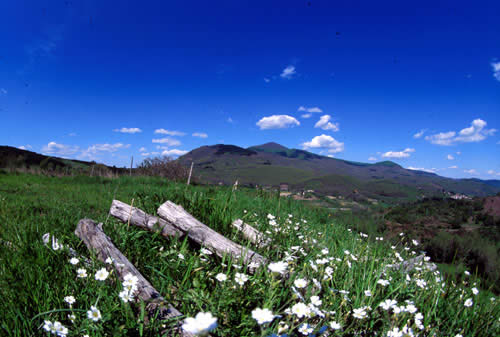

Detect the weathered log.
[
  {"left": 157, "top": 201, "right": 267, "bottom": 271},
  {"left": 232, "top": 219, "right": 271, "bottom": 248},
  {"left": 109, "top": 200, "right": 184, "bottom": 238},
  {"left": 385, "top": 254, "right": 437, "bottom": 273},
  {"left": 75, "top": 218, "right": 192, "bottom": 336}
]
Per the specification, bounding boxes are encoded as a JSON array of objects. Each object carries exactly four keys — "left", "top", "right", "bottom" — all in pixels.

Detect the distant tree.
[{"left": 137, "top": 156, "right": 189, "bottom": 182}]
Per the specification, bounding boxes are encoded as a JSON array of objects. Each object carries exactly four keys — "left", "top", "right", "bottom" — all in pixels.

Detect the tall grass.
[{"left": 0, "top": 174, "right": 498, "bottom": 336}]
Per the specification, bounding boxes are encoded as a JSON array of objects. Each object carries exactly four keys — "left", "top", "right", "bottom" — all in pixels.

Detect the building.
[{"left": 279, "top": 183, "right": 289, "bottom": 192}]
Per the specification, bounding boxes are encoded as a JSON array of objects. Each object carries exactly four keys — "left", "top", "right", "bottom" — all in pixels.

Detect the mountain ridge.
[{"left": 178, "top": 142, "right": 500, "bottom": 200}]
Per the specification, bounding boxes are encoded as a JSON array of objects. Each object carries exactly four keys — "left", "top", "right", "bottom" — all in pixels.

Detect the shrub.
[{"left": 136, "top": 156, "right": 190, "bottom": 182}]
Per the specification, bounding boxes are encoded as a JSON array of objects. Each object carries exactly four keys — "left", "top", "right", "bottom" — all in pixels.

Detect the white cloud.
[
  {"left": 301, "top": 113, "right": 312, "bottom": 119},
  {"left": 256, "top": 115, "right": 300, "bottom": 130},
  {"left": 152, "top": 138, "right": 181, "bottom": 146},
  {"left": 491, "top": 61, "right": 500, "bottom": 82},
  {"left": 413, "top": 129, "right": 426, "bottom": 139},
  {"left": 139, "top": 147, "right": 147, "bottom": 152},
  {"left": 307, "top": 107, "right": 322, "bottom": 113},
  {"left": 301, "top": 134, "right": 344, "bottom": 153},
  {"left": 18, "top": 145, "right": 32, "bottom": 150},
  {"left": 161, "top": 149, "right": 188, "bottom": 157},
  {"left": 425, "top": 131, "right": 456, "bottom": 145},
  {"left": 381, "top": 148, "right": 415, "bottom": 159},
  {"left": 449, "top": 165, "right": 458, "bottom": 169},
  {"left": 0, "top": 88, "right": 7, "bottom": 95},
  {"left": 368, "top": 156, "right": 377, "bottom": 161},
  {"left": 227, "top": 117, "right": 234, "bottom": 123},
  {"left": 42, "top": 142, "right": 80, "bottom": 156},
  {"left": 81, "top": 143, "right": 130, "bottom": 157},
  {"left": 141, "top": 151, "right": 160, "bottom": 156},
  {"left": 456, "top": 151, "right": 461, "bottom": 155},
  {"left": 154, "top": 129, "right": 186, "bottom": 136},
  {"left": 298, "top": 106, "right": 322, "bottom": 112},
  {"left": 264, "top": 78, "right": 271, "bottom": 83},
  {"left": 487, "top": 170, "right": 500, "bottom": 176},
  {"left": 113, "top": 127, "right": 142, "bottom": 134},
  {"left": 314, "top": 115, "right": 339, "bottom": 132},
  {"left": 280, "top": 65, "right": 296, "bottom": 79},
  {"left": 68, "top": 132, "right": 77, "bottom": 137},
  {"left": 447, "top": 154, "right": 454, "bottom": 160},
  {"left": 464, "top": 169, "right": 478, "bottom": 175},
  {"left": 425, "top": 119, "right": 496, "bottom": 145},
  {"left": 407, "top": 166, "right": 437, "bottom": 173},
  {"left": 192, "top": 132, "right": 208, "bottom": 138}
]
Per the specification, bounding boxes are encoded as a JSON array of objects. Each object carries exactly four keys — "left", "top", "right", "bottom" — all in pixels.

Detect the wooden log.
[
  {"left": 157, "top": 201, "right": 267, "bottom": 271},
  {"left": 384, "top": 254, "right": 437, "bottom": 273},
  {"left": 232, "top": 219, "right": 271, "bottom": 248},
  {"left": 109, "top": 200, "right": 184, "bottom": 238},
  {"left": 75, "top": 218, "right": 192, "bottom": 336}
]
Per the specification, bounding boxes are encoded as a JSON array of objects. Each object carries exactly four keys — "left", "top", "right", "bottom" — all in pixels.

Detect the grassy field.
[{"left": 0, "top": 172, "right": 498, "bottom": 336}]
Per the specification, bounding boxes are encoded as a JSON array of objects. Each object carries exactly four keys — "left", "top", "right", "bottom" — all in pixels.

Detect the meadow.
[{"left": 0, "top": 172, "right": 498, "bottom": 336}]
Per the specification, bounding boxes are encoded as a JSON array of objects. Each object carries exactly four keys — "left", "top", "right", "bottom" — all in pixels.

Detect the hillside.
[
  {"left": 1, "top": 173, "right": 498, "bottom": 336},
  {"left": 0, "top": 145, "right": 126, "bottom": 174},
  {"left": 179, "top": 142, "right": 500, "bottom": 201}
]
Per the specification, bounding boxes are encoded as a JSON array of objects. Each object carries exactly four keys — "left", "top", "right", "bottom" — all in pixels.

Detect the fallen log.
[
  {"left": 384, "top": 254, "right": 437, "bottom": 273},
  {"left": 157, "top": 201, "right": 267, "bottom": 271},
  {"left": 109, "top": 200, "right": 184, "bottom": 238},
  {"left": 75, "top": 218, "right": 192, "bottom": 336},
  {"left": 232, "top": 219, "right": 271, "bottom": 248}
]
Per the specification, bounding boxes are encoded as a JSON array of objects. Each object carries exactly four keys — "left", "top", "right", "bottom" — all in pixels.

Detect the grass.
[{"left": 0, "top": 173, "right": 498, "bottom": 336}]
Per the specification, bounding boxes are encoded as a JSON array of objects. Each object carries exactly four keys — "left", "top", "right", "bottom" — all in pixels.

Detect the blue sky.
[{"left": 1, "top": 0, "right": 499, "bottom": 179}]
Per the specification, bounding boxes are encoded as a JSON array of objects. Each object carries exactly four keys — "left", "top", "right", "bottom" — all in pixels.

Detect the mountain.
[{"left": 178, "top": 143, "right": 500, "bottom": 201}]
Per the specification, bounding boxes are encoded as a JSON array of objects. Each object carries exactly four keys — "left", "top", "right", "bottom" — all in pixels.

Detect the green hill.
[{"left": 179, "top": 143, "right": 500, "bottom": 201}]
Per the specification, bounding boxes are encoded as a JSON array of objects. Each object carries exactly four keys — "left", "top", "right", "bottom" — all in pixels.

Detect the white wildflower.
[
  {"left": 294, "top": 278, "right": 308, "bottom": 289},
  {"left": 215, "top": 273, "right": 227, "bottom": 282},
  {"left": 69, "top": 257, "right": 79, "bottom": 265},
  {"left": 291, "top": 302, "right": 310, "bottom": 318},
  {"left": 352, "top": 307, "right": 367, "bottom": 319},
  {"left": 330, "top": 321, "right": 341, "bottom": 330},
  {"left": 234, "top": 273, "right": 248, "bottom": 286},
  {"left": 377, "top": 279, "right": 390, "bottom": 286},
  {"left": 251, "top": 308, "right": 274, "bottom": 325},
  {"left": 76, "top": 268, "right": 87, "bottom": 278},
  {"left": 298, "top": 323, "right": 313, "bottom": 335},
  {"left": 64, "top": 296, "right": 75, "bottom": 306},
  {"left": 87, "top": 306, "right": 101, "bottom": 322},
  {"left": 268, "top": 261, "right": 288, "bottom": 274},
  {"left": 182, "top": 312, "right": 217, "bottom": 335},
  {"left": 379, "top": 299, "right": 397, "bottom": 310},
  {"left": 387, "top": 326, "right": 402, "bottom": 337},
  {"left": 94, "top": 268, "right": 109, "bottom": 281},
  {"left": 119, "top": 289, "right": 134, "bottom": 303},
  {"left": 310, "top": 295, "right": 322, "bottom": 307}
]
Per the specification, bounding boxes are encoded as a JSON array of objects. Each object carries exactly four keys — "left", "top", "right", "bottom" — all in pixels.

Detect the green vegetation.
[
  {"left": 384, "top": 197, "right": 500, "bottom": 293},
  {"left": 0, "top": 173, "right": 498, "bottom": 336}
]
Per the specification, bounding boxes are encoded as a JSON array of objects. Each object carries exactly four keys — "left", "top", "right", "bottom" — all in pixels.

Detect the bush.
[{"left": 137, "top": 156, "right": 190, "bottom": 182}]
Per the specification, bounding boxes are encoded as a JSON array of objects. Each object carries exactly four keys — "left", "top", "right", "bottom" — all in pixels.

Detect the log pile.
[{"left": 75, "top": 198, "right": 274, "bottom": 334}]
